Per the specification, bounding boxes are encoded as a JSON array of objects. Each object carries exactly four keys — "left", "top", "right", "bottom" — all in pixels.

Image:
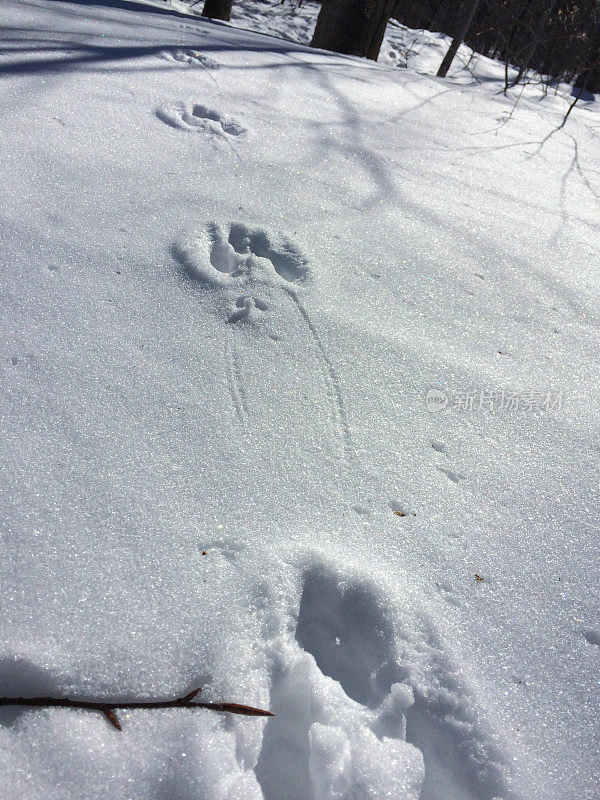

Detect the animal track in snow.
[
  {"left": 435, "top": 581, "right": 461, "bottom": 608},
  {"left": 390, "top": 500, "right": 416, "bottom": 518},
  {"left": 295, "top": 568, "right": 401, "bottom": 708},
  {"left": 206, "top": 222, "right": 310, "bottom": 284},
  {"left": 255, "top": 566, "right": 421, "bottom": 800},
  {"left": 253, "top": 563, "right": 512, "bottom": 800},
  {"left": 582, "top": 629, "right": 600, "bottom": 647},
  {"left": 437, "top": 466, "right": 466, "bottom": 484},
  {"left": 161, "top": 49, "right": 220, "bottom": 69},
  {"left": 172, "top": 223, "right": 354, "bottom": 457},
  {"left": 5, "top": 353, "right": 37, "bottom": 370},
  {"left": 352, "top": 504, "right": 372, "bottom": 517},
  {"left": 156, "top": 103, "right": 246, "bottom": 137},
  {"left": 223, "top": 335, "right": 249, "bottom": 428},
  {"left": 172, "top": 221, "right": 310, "bottom": 316},
  {"left": 200, "top": 538, "right": 245, "bottom": 563},
  {"left": 227, "top": 295, "right": 269, "bottom": 324}
]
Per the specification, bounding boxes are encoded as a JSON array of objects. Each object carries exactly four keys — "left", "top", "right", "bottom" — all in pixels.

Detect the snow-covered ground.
[{"left": 1, "top": 1, "right": 599, "bottom": 799}]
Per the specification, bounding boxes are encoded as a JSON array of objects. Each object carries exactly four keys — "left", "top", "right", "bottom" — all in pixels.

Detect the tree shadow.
[
  {"left": 295, "top": 62, "right": 398, "bottom": 210},
  {"left": 38, "top": 0, "right": 194, "bottom": 21},
  {"left": 0, "top": 29, "right": 306, "bottom": 77}
]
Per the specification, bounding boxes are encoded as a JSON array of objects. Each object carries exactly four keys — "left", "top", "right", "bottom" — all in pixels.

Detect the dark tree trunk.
[
  {"left": 311, "top": 0, "right": 396, "bottom": 61},
  {"left": 511, "top": 0, "right": 559, "bottom": 86},
  {"left": 201, "top": 0, "right": 232, "bottom": 22},
  {"left": 437, "top": 0, "right": 483, "bottom": 78},
  {"left": 574, "top": 22, "right": 600, "bottom": 97},
  {"left": 573, "top": 58, "right": 600, "bottom": 98}
]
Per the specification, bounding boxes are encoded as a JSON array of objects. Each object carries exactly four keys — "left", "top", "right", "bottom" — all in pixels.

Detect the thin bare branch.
[{"left": 0, "top": 688, "right": 273, "bottom": 730}]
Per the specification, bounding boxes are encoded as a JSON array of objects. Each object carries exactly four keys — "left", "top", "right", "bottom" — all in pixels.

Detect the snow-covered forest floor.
[{"left": 0, "top": 1, "right": 599, "bottom": 799}]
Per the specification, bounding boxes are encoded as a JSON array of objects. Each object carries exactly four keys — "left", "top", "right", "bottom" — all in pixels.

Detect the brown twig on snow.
[{"left": 0, "top": 688, "right": 273, "bottom": 730}]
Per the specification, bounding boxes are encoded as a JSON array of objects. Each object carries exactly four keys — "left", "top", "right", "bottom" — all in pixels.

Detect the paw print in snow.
[
  {"left": 156, "top": 104, "right": 246, "bottom": 137},
  {"left": 172, "top": 222, "right": 310, "bottom": 323},
  {"left": 161, "top": 50, "right": 221, "bottom": 69}
]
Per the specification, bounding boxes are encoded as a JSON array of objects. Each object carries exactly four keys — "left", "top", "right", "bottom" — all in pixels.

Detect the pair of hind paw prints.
[
  {"left": 253, "top": 564, "right": 513, "bottom": 800},
  {"left": 160, "top": 49, "right": 221, "bottom": 70},
  {"left": 156, "top": 102, "right": 246, "bottom": 137},
  {"left": 172, "top": 221, "right": 308, "bottom": 325},
  {"left": 206, "top": 221, "right": 310, "bottom": 285},
  {"left": 157, "top": 50, "right": 239, "bottom": 133}
]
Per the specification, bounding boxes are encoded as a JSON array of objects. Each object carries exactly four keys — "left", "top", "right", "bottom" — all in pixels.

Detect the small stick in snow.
[{"left": 0, "top": 688, "right": 273, "bottom": 730}]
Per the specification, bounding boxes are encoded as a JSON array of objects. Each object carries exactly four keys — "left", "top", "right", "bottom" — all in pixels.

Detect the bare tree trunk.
[
  {"left": 510, "top": 0, "right": 559, "bottom": 86},
  {"left": 437, "top": 0, "right": 483, "bottom": 78},
  {"left": 311, "top": 0, "right": 395, "bottom": 61},
  {"left": 573, "top": 21, "right": 600, "bottom": 98},
  {"left": 201, "top": 0, "right": 232, "bottom": 22}
]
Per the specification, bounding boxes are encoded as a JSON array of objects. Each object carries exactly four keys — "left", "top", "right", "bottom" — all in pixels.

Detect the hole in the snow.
[
  {"left": 228, "top": 223, "right": 309, "bottom": 283},
  {"left": 191, "top": 104, "right": 220, "bottom": 122},
  {"left": 295, "top": 568, "right": 398, "bottom": 707}
]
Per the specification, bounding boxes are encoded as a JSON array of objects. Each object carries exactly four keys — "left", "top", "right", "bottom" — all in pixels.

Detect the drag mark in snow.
[
  {"left": 223, "top": 336, "right": 248, "bottom": 428},
  {"left": 231, "top": 342, "right": 249, "bottom": 418},
  {"left": 225, "top": 222, "right": 354, "bottom": 460},
  {"left": 283, "top": 287, "right": 355, "bottom": 462}
]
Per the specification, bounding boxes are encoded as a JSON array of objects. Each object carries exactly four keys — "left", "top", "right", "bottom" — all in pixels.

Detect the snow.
[{"left": 0, "top": 1, "right": 599, "bottom": 799}]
